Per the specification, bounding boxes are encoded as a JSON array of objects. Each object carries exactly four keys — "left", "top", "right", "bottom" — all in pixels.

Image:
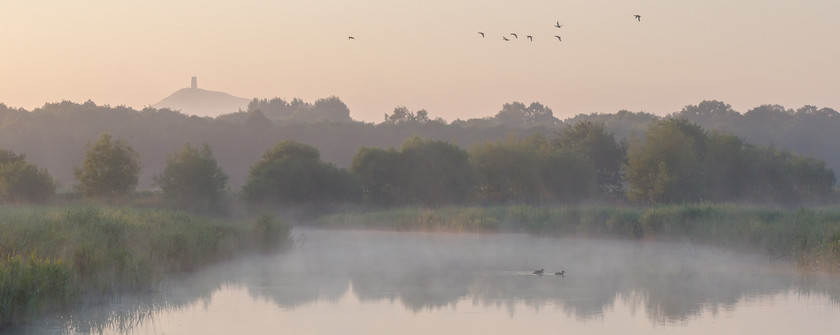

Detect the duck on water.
[{"left": 532, "top": 269, "right": 565, "bottom": 276}]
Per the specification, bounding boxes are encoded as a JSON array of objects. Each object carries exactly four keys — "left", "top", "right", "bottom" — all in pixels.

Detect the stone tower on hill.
[{"left": 152, "top": 77, "right": 249, "bottom": 117}]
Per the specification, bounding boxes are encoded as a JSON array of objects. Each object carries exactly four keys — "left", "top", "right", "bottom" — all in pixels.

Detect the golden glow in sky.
[{"left": 2, "top": 0, "right": 839, "bottom": 122}]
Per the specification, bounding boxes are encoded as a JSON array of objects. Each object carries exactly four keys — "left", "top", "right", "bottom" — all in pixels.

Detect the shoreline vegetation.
[
  {"left": 3, "top": 202, "right": 840, "bottom": 327},
  {"left": 0, "top": 205, "right": 291, "bottom": 327}
]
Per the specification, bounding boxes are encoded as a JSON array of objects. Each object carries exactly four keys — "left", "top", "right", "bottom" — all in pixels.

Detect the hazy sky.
[{"left": 2, "top": 0, "right": 839, "bottom": 122}]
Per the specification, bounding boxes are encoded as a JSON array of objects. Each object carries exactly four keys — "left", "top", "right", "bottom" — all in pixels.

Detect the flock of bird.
[
  {"left": 347, "top": 14, "right": 641, "bottom": 42},
  {"left": 477, "top": 20, "right": 566, "bottom": 43},
  {"left": 477, "top": 15, "right": 641, "bottom": 44}
]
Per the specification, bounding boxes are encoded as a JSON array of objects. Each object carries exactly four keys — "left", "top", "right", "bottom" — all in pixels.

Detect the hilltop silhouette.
[{"left": 152, "top": 78, "right": 249, "bottom": 117}]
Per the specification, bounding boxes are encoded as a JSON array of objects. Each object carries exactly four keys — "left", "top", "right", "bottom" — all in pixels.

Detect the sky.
[{"left": 2, "top": 0, "right": 839, "bottom": 122}]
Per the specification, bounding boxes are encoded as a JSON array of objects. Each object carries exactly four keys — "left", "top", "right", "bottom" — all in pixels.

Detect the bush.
[{"left": 0, "top": 150, "right": 55, "bottom": 203}]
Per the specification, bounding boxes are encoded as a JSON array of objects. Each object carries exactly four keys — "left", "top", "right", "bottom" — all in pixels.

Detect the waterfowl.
[
  {"left": 478, "top": 32, "right": 485, "bottom": 38},
  {"left": 502, "top": 36, "right": 510, "bottom": 41},
  {"left": 555, "top": 270, "right": 565, "bottom": 277},
  {"left": 532, "top": 268, "right": 544, "bottom": 276},
  {"left": 526, "top": 35, "right": 533, "bottom": 41},
  {"left": 634, "top": 15, "right": 641, "bottom": 22},
  {"left": 554, "top": 35, "right": 562, "bottom": 42},
  {"left": 555, "top": 21, "right": 562, "bottom": 28},
  {"left": 510, "top": 33, "right": 518, "bottom": 39},
  {"left": 348, "top": 36, "right": 355, "bottom": 40}
]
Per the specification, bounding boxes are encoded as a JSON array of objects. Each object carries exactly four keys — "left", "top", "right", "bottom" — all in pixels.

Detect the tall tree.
[
  {"left": 74, "top": 133, "right": 141, "bottom": 200},
  {"left": 744, "top": 146, "right": 836, "bottom": 203},
  {"left": 384, "top": 106, "right": 416, "bottom": 124},
  {"left": 554, "top": 121, "right": 626, "bottom": 197},
  {"left": 470, "top": 136, "right": 548, "bottom": 203},
  {"left": 494, "top": 102, "right": 559, "bottom": 127},
  {"left": 154, "top": 143, "right": 228, "bottom": 212},
  {"left": 243, "top": 140, "right": 359, "bottom": 206},
  {"left": 350, "top": 147, "right": 401, "bottom": 205},
  {"left": 542, "top": 148, "right": 597, "bottom": 202},
  {"left": 313, "top": 96, "right": 352, "bottom": 122},
  {"left": 701, "top": 132, "right": 750, "bottom": 201},
  {"left": 624, "top": 119, "right": 706, "bottom": 203},
  {"left": 397, "top": 137, "right": 473, "bottom": 206},
  {"left": 351, "top": 137, "right": 472, "bottom": 206}
]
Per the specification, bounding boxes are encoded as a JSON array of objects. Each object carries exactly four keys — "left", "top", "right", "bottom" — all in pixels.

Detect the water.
[{"left": 12, "top": 229, "right": 840, "bottom": 334}]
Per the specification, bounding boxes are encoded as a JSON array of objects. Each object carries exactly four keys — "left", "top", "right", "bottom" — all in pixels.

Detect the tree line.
[
  {"left": 0, "top": 100, "right": 554, "bottom": 189},
  {"left": 1, "top": 117, "right": 834, "bottom": 208},
  {"left": 4, "top": 99, "right": 839, "bottom": 193}
]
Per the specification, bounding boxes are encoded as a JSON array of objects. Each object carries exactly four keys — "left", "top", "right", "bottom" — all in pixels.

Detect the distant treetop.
[{"left": 246, "top": 96, "right": 354, "bottom": 124}]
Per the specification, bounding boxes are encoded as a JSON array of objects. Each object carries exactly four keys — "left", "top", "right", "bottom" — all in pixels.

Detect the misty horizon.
[
  {"left": 3, "top": 97, "right": 840, "bottom": 197},
  {"left": 3, "top": 92, "right": 839, "bottom": 125}
]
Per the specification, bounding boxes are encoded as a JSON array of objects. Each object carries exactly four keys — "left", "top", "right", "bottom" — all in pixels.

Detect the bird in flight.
[
  {"left": 555, "top": 21, "right": 563, "bottom": 28},
  {"left": 634, "top": 15, "right": 641, "bottom": 22},
  {"left": 554, "top": 35, "right": 562, "bottom": 42},
  {"left": 526, "top": 35, "right": 533, "bottom": 41},
  {"left": 502, "top": 36, "right": 510, "bottom": 41},
  {"left": 478, "top": 32, "right": 485, "bottom": 38},
  {"left": 348, "top": 36, "right": 355, "bottom": 40},
  {"left": 510, "top": 33, "right": 518, "bottom": 39}
]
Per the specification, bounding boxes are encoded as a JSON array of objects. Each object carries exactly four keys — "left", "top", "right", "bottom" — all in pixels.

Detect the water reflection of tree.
[
  {"left": 16, "top": 231, "right": 840, "bottom": 333},
  {"left": 242, "top": 254, "right": 349, "bottom": 308}
]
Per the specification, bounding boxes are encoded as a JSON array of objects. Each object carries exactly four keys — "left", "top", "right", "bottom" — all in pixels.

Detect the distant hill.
[{"left": 153, "top": 80, "right": 249, "bottom": 117}]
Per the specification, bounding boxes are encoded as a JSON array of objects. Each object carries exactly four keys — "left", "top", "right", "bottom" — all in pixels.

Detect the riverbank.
[
  {"left": 317, "top": 204, "right": 840, "bottom": 272},
  {"left": 0, "top": 205, "right": 291, "bottom": 327},
  {"left": 6, "top": 203, "right": 840, "bottom": 326}
]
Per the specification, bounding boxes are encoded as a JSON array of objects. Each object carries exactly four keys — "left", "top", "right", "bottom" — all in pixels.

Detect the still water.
[{"left": 16, "top": 229, "right": 840, "bottom": 334}]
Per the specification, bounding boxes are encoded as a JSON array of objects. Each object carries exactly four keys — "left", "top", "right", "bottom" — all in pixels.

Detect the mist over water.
[{"left": 14, "top": 229, "right": 840, "bottom": 334}]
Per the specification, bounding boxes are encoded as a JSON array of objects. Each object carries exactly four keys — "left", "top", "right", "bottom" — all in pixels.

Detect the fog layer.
[{"left": 20, "top": 229, "right": 840, "bottom": 333}]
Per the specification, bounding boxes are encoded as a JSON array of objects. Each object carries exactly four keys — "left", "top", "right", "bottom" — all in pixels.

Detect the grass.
[
  {"left": 0, "top": 205, "right": 291, "bottom": 327},
  {"left": 0, "top": 254, "right": 74, "bottom": 326},
  {"left": 317, "top": 204, "right": 840, "bottom": 271}
]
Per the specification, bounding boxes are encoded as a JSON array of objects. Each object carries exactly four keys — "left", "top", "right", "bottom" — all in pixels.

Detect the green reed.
[{"left": 0, "top": 205, "right": 291, "bottom": 326}]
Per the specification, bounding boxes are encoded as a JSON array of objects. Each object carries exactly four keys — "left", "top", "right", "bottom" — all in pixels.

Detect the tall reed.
[{"left": 0, "top": 205, "right": 291, "bottom": 326}]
